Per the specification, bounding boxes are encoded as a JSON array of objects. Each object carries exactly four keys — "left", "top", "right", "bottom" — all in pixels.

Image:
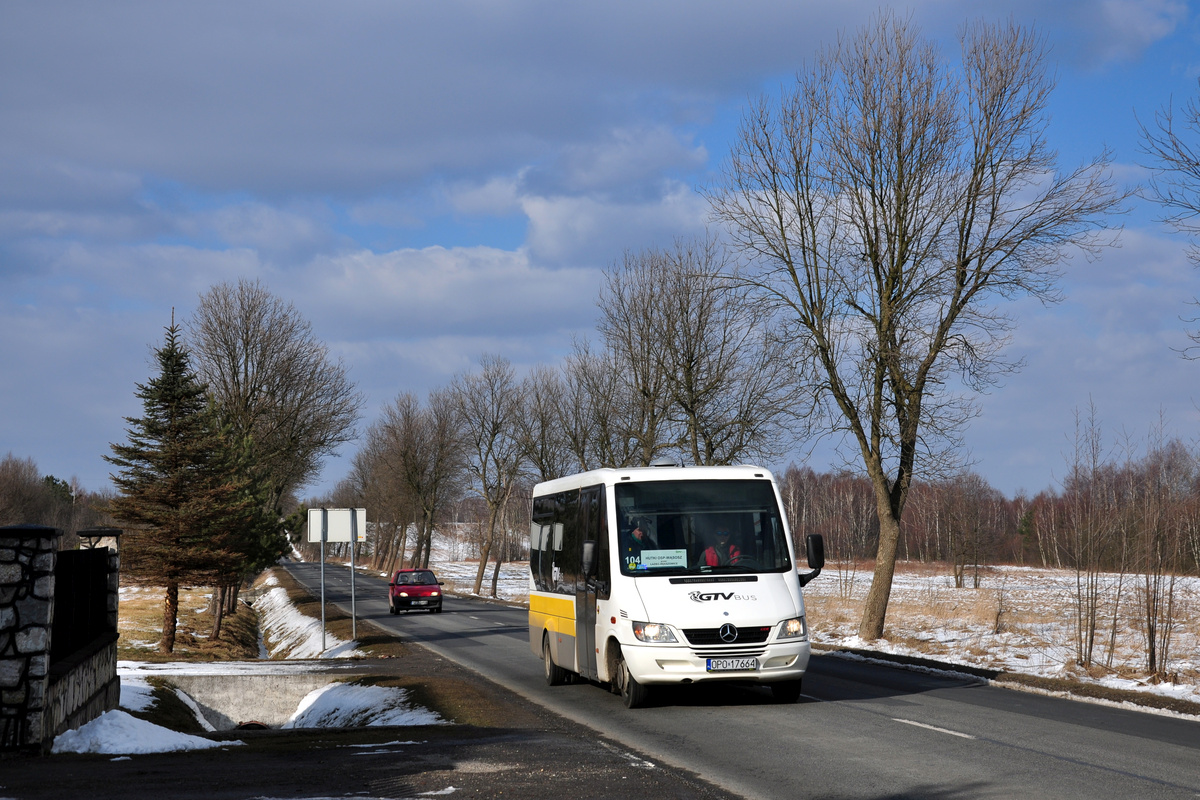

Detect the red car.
[{"left": 388, "top": 568, "right": 444, "bottom": 614}]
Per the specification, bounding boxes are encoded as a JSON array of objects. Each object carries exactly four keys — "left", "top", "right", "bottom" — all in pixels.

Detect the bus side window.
[
  {"left": 531, "top": 495, "right": 555, "bottom": 593},
  {"left": 596, "top": 485, "right": 610, "bottom": 599},
  {"left": 553, "top": 490, "right": 580, "bottom": 594}
]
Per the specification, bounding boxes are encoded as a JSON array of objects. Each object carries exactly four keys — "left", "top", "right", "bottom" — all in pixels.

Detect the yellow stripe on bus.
[{"left": 529, "top": 593, "right": 575, "bottom": 620}]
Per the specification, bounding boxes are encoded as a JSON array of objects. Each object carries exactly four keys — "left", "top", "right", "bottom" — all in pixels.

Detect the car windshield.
[
  {"left": 615, "top": 479, "right": 792, "bottom": 577},
  {"left": 397, "top": 571, "right": 437, "bottom": 585}
]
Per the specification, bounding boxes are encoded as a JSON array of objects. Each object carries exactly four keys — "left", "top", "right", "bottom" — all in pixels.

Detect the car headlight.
[
  {"left": 777, "top": 616, "right": 807, "bottom": 640},
  {"left": 398, "top": 592, "right": 409, "bottom": 597},
  {"left": 632, "top": 621, "right": 678, "bottom": 643},
  {"left": 431, "top": 591, "right": 440, "bottom": 596}
]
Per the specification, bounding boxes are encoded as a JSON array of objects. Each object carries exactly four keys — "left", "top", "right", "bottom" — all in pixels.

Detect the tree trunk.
[
  {"left": 159, "top": 581, "right": 180, "bottom": 653},
  {"left": 473, "top": 505, "right": 499, "bottom": 595},
  {"left": 490, "top": 535, "right": 504, "bottom": 598},
  {"left": 226, "top": 581, "right": 239, "bottom": 615},
  {"left": 211, "top": 585, "right": 226, "bottom": 641},
  {"left": 858, "top": 511, "right": 902, "bottom": 640}
]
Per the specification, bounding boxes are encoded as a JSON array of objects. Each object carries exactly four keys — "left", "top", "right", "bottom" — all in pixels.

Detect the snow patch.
[
  {"left": 118, "top": 676, "right": 156, "bottom": 713},
  {"left": 255, "top": 585, "right": 365, "bottom": 658},
  {"left": 284, "top": 683, "right": 446, "bottom": 728},
  {"left": 51, "top": 710, "right": 241, "bottom": 754}
]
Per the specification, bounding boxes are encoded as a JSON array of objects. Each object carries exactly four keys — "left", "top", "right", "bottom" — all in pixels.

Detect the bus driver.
[{"left": 698, "top": 529, "right": 741, "bottom": 567}]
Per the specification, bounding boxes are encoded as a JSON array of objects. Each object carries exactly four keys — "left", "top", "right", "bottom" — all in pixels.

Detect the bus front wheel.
[
  {"left": 616, "top": 653, "right": 650, "bottom": 709},
  {"left": 543, "top": 635, "right": 569, "bottom": 686}
]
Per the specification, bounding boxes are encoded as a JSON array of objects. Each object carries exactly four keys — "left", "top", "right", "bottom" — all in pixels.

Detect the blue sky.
[{"left": 2, "top": 0, "right": 1199, "bottom": 501}]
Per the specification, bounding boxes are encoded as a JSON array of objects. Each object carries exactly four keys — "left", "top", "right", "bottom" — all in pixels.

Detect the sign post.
[{"left": 307, "top": 507, "right": 367, "bottom": 652}]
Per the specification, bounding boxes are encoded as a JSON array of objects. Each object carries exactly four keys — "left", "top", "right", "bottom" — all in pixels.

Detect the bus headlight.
[
  {"left": 632, "top": 621, "right": 678, "bottom": 643},
  {"left": 777, "top": 616, "right": 807, "bottom": 640}
]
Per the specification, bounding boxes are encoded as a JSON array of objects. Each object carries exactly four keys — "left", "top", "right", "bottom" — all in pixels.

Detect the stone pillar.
[{"left": 0, "top": 525, "right": 62, "bottom": 752}]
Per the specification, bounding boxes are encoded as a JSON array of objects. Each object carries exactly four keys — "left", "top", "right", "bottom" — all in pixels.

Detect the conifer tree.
[{"left": 106, "top": 322, "right": 251, "bottom": 653}]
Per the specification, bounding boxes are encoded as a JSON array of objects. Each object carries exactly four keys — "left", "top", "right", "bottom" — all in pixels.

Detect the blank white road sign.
[{"left": 307, "top": 508, "right": 367, "bottom": 543}]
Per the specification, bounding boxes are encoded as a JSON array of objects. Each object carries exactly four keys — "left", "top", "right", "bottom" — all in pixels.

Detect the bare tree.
[
  {"left": 348, "top": 420, "right": 418, "bottom": 573},
  {"left": 1141, "top": 79, "right": 1200, "bottom": 268},
  {"left": 708, "top": 14, "right": 1122, "bottom": 639},
  {"left": 378, "top": 390, "right": 465, "bottom": 570},
  {"left": 0, "top": 453, "right": 50, "bottom": 527},
  {"left": 596, "top": 251, "right": 676, "bottom": 466},
  {"left": 562, "top": 341, "right": 642, "bottom": 469},
  {"left": 187, "top": 278, "right": 364, "bottom": 511},
  {"left": 624, "top": 237, "right": 795, "bottom": 465},
  {"left": 518, "top": 365, "right": 575, "bottom": 482},
  {"left": 452, "top": 355, "right": 527, "bottom": 596},
  {"left": 1140, "top": 80, "right": 1200, "bottom": 361}
]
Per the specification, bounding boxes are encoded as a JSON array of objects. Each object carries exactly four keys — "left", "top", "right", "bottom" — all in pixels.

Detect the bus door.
[{"left": 576, "top": 484, "right": 606, "bottom": 681}]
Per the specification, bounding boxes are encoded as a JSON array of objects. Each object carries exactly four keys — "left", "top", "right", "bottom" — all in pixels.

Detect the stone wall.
[
  {"left": 0, "top": 525, "right": 60, "bottom": 751},
  {"left": 46, "top": 633, "right": 120, "bottom": 740},
  {"left": 0, "top": 525, "right": 120, "bottom": 753}
]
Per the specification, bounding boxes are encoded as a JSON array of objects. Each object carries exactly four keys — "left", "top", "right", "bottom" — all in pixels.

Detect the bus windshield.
[{"left": 615, "top": 479, "right": 792, "bottom": 576}]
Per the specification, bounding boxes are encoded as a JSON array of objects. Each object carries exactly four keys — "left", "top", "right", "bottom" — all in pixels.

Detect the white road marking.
[{"left": 892, "top": 718, "right": 977, "bottom": 739}]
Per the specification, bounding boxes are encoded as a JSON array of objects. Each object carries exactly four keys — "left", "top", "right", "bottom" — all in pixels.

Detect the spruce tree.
[{"left": 106, "top": 323, "right": 251, "bottom": 653}]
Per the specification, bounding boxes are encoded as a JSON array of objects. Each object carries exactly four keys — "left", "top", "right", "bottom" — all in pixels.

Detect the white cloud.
[
  {"left": 199, "top": 202, "right": 341, "bottom": 262},
  {"left": 1093, "top": 0, "right": 1188, "bottom": 63},
  {"left": 448, "top": 175, "right": 524, "bottom": 217},
  {"left": 300, "top": 245, "right": 598, "bottom": 340},
  {"left": 527, "top": 126, "right": 708, "bottom": 197},
  {"left": 521, "top": 182, "right": 709, "bottom": 264},
  {"left": 968, "top": 225, "right": 1199, "bottom": 494}
]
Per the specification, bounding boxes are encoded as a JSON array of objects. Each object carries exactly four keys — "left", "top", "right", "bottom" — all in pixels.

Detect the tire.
[
  {"left": 389, "top": 603, "right": 397, "bottom": 615},
  {"left": 617, "top": 653, "right": 650, "bottom": 708},
  {"left": 543, "top": 635, "right": 569, "bottom": 686},
  {"left": 771, "top": 680, "right": 803, "bottom": 704}
]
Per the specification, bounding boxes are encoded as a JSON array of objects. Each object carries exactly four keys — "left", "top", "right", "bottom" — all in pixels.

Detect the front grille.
[
  {"left": 683, "top": 626, "right": 772, "bottom": 646},
  {"left": 691, "top": 646, "right": 767, "bottom": 658}
]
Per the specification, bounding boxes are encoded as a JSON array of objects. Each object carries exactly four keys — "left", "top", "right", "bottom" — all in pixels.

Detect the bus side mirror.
[
  {"left": 582, "top": 540, "right": 597, "bottom": 578},
  {"left": 799, "top": 534, "right": 824, "bottom": 587}
]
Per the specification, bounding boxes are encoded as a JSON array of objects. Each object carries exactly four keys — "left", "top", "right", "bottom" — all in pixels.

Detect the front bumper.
[
  {"left": 619, "top": 638, "right": 810, "bottom": 686},
  {"left": 391, "top": 596, "right": 442, "bottom": 610}
]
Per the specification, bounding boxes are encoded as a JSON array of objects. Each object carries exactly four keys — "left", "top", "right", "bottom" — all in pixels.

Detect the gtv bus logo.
[{"left": 688, "top": 591, "right": 757, "bottom": 602}]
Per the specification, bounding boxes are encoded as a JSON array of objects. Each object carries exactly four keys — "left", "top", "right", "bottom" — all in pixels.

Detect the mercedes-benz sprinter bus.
[{"left": 528, "top": 464, "right": 823, "bottom": 708}]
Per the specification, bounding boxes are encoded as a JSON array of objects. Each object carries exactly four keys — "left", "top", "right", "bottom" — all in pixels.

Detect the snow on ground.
[
  {"left": 283, "top": 683, "right": 446, "bottom": 728},
  {"left": 55, "top": 573, "right": 441, "bottom": 755},
  {"left": 255, "top": 585, "right": 366, "bottom": 658},
  {"left": 800, "top": 563, "right": 1200, "bottom": 707},
  {"left": 51, "top": 711, "right": 241, "bottom": 755},
  {"left": 119, "top": 676, "right": 156, "bottom": 712}
]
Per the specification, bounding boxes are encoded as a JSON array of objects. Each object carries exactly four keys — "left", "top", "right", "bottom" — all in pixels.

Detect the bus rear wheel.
[
  {"left": 543, "top": 635, "right": 569, "bottom": 686},
  {"left": 617, "top": 654, "right": 650, "bottom": 709}
]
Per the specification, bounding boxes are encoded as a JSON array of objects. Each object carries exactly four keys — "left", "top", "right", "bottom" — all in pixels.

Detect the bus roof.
[{"left": 532, "top": 464, "right": 777, "bottom": 496}]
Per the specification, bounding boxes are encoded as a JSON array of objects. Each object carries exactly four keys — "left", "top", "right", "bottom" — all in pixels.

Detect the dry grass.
[
  {"left": 805, "top": 560, "right": 1200, "bottom": 686},
  {"left": 117, "top": 583, "right": 261, "bottom": 662}
]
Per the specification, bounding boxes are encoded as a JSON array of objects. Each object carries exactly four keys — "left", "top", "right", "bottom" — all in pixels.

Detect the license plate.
[
  {"left": 412, "top": 599, "right": 428, "bottom": 605},
  {"left": 706, "top": 657, "right": 758, "bottom": 672}
]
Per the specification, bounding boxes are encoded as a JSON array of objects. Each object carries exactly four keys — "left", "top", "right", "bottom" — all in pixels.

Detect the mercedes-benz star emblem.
[{"left": 719, "top": 623, "right": 738, "bottom": 643}]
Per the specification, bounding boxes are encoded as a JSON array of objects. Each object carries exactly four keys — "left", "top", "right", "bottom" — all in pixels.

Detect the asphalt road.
[{"left": 291, "top": 560, "right": 1200, "bottom": 800}]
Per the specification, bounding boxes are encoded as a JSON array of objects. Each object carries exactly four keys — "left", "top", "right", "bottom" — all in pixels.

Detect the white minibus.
[{"left": 528, "top": 464, "right": 824, "bottom": 708}]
